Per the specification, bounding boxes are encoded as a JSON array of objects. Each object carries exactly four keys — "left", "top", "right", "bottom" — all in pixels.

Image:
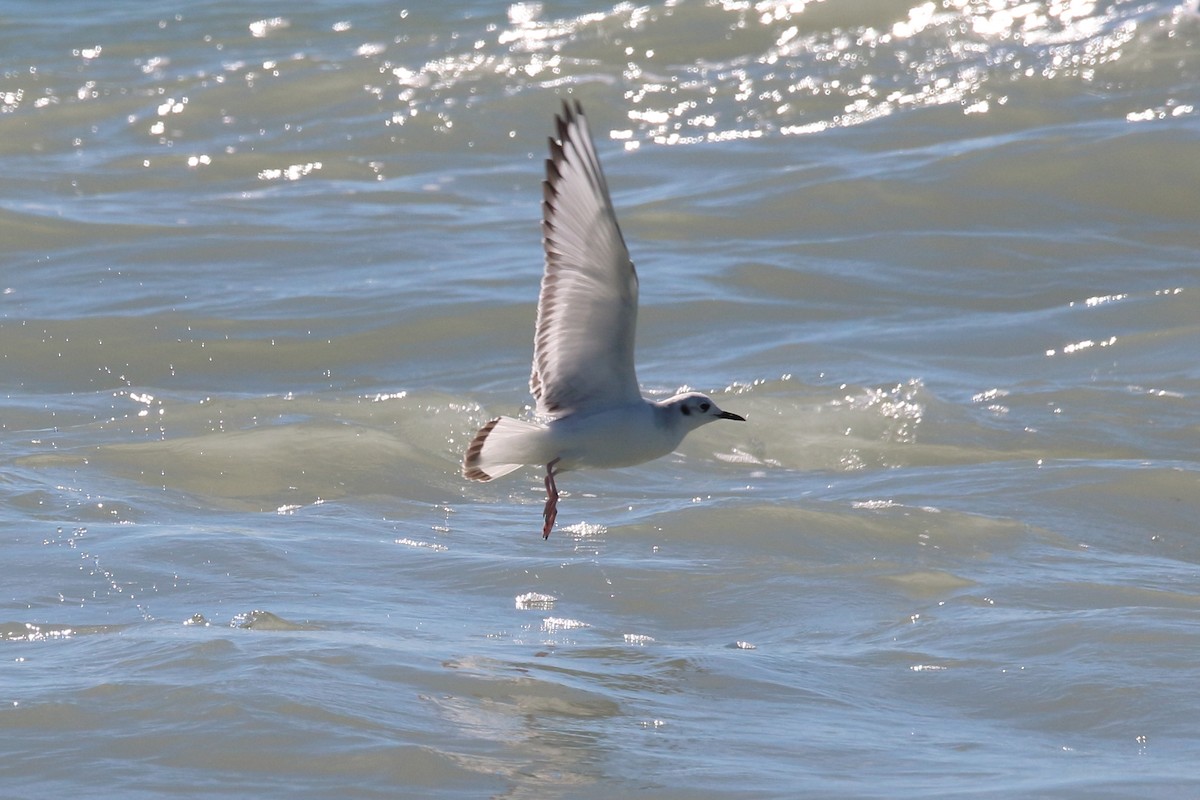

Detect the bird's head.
[{"left": 660, "top": 391, "right": 745, "bottom": 430}]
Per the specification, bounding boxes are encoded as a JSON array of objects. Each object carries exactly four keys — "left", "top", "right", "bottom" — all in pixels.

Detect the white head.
[{"left": 658, "top": 391, "right": 745, "bottom": 431}]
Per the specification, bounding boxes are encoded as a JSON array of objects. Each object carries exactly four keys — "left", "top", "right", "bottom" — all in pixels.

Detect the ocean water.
[{"left": 2, "top": 0, "right": 1199, "bottom": 797}]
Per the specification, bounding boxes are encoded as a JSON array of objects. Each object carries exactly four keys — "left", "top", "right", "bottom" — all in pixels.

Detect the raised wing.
[{"left": 531, "top": 100, "right": 641, "bottom": 417}]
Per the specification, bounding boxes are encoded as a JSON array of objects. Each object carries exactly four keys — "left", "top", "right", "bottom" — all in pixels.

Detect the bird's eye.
[
  {"left": 699, "top": 402, "right": 710, "bottom": 412},
  {"left": 680, "top": 405, "right": 691, "bottom": 416}
]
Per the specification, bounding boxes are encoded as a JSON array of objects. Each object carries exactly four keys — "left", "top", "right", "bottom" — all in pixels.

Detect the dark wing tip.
[
  {"left": 544, "top": 138, "right": 565, "bottom": 203},
  {"left": 550, "top": 99, "right": 586, "bottom": 158},
  {"left": 558, "top": 98, "right": 583, "bottom": 126},
  {"left": 555, "top": 108, "right": 570, "bottom": 144}
]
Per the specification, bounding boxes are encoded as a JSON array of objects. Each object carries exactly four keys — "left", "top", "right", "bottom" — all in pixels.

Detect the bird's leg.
[{"left": 542, "top": 457, "right": 561, "bottom": 540}]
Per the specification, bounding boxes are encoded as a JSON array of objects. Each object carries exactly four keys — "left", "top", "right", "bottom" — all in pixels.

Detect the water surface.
[{"left": 2, "top": 1, "right": 1199, "bottom": 797}]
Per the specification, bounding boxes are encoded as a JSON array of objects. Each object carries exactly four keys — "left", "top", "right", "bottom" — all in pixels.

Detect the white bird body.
[
  {"left": 550, "top": 401, "right": 686, "bottom": 470},
  {"left": 466, "top": 394, "right": 730, "bottom": 479},
  {"left": 463, "top": 101, "right": 744, "bottom": 538}
]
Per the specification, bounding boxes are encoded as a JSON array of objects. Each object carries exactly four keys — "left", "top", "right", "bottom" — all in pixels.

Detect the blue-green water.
[{"left": 3, "top": 1, "right": 1199, "bottom": 797}]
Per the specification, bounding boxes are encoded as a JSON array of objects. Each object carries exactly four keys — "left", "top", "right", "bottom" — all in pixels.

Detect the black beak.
[{"left": 717, "top": 410, "right": 746, "bottom": 422}]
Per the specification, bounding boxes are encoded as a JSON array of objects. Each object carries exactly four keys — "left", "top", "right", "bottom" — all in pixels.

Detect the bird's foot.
[
  {"left": 542, "top": 494, "right": 558, "bottom": 540},
  {"left": 542, "top": 458, "right": 561, "bottom": 540}
]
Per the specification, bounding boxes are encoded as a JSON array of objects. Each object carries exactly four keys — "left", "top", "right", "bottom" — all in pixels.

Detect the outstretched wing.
[{"left": 530, "top": 100, "right": 641, "bottom": 417}]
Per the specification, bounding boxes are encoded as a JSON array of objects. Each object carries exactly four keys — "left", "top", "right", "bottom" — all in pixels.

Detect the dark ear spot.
[
  {"left": 680, "top": 405, "right": 691, "bottom": 416},
  {"left": 700, "top": 402, "right": 710, "bottom": 412}
]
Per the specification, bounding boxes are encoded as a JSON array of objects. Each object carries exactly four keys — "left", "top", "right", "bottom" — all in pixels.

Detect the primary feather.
[{"left": 531, "top": 100, "right": 641, "bottom": 417}]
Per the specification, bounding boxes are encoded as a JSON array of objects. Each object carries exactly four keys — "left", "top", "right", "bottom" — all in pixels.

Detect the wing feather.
[{"left": 530, "top": 101, "right": 640, "bottom": 417}]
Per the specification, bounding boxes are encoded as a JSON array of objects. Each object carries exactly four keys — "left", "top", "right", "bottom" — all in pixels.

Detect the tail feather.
[{"left": 462, "top": 416, "right": 545, "bottom": 481}]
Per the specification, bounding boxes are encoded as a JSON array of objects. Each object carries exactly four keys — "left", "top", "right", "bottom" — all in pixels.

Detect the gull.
[{"left": 463, "top": 100, "right": 745, "bottom": 539}]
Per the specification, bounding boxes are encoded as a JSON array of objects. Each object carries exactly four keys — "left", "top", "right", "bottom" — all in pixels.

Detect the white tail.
[{"left": 462, "top": 416, "right": 545, "bottom": 481}]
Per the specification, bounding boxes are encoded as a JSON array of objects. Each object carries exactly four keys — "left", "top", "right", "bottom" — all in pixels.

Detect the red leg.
[{"left": 542, "top": 458, "right": 561, "bottom": 540}]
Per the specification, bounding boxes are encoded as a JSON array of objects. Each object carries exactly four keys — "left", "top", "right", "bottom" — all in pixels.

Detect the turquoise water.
[{"left": 3, "top": 1, "right": 1199, "bottom": 797}]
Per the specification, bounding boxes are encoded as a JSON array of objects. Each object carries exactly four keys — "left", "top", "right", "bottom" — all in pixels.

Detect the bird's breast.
[{"left": 549, "top": 403, "right": 681, "bottom": 470}]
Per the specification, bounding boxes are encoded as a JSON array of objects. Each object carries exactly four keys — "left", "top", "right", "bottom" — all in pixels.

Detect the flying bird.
[{"left": 463, "top": 101, "right": 744, "bottom": 539}]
